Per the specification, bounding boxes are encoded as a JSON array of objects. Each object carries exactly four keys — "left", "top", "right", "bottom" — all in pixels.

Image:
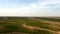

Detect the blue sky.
[{"left": 0, "top": 0, "right": 59, "bottom": 16}]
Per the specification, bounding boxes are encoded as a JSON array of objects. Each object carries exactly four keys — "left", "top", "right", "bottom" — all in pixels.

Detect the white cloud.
[{"left": 0, "top": 0, "right": 60, "bottom": 16}]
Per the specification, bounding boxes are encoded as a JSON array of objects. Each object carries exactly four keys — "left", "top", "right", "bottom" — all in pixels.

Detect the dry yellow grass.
[{"left": 21, "top": 23, "right": 59, "bottom": 34}]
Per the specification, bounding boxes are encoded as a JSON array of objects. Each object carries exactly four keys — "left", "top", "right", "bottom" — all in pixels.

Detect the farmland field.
[{"left": 0, "top": 17, "right": 60, "bottom": 34}]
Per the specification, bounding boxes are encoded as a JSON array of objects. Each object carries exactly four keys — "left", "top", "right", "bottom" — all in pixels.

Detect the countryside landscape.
[
  {"left": 0, "top": 17, "right": 60, "bottom": 34},
  {"left": 0, "top": 0, "right": 59, "bottom": 34}
]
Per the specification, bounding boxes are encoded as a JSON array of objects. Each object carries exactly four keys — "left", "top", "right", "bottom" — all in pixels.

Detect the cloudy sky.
[{"left": 0, "top": 0, "right": 59, "bottom": 17}]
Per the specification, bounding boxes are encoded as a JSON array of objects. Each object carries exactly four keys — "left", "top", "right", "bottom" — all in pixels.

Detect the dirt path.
[
  {"left": 39, "top": 19, "right": 60, "bottom": 25},
  {"left": 22, "top": 23, "right": 58, "bottom": 34},
  {"left": 27, "top": 18, "right": 60, "bottom": 34}
]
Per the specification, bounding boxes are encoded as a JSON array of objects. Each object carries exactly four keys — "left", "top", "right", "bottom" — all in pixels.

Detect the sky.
[{"left": 0, "top": 0, "right": 60, "bottom": 17}]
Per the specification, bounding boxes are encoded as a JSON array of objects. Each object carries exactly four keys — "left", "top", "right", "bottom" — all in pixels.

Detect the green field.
[{"left": 0, "top": 17, "right": 60, "bottom": 34}]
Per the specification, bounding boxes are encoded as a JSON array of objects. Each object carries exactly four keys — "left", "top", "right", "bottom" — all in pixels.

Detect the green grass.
[
  {"left": 36, "top": 17, "right": 60, "bottom": 22},
  {"left": 0, "top": 17, "right": 59, "bottom": 34}
]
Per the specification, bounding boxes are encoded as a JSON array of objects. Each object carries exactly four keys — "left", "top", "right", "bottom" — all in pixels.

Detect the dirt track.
[
  {"left": 22, "top": 23, "right": 58, "bottom": 34},
  {"left": 27, "top": 18, "right": 60, "bottom": 34}
]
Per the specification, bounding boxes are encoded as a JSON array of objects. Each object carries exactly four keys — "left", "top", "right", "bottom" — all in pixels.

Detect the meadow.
[{"left": 0, "top": 17, "right": 60, "bottom": 34}]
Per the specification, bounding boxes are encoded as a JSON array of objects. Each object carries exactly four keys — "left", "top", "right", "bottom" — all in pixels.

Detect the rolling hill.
[{"left": 0, "top": 17, "right": 60, "bottom": 34}]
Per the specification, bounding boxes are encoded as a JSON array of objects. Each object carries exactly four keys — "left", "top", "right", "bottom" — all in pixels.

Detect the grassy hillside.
[{"left": 0, "top": 17, "right": 60, "bottom": 34}]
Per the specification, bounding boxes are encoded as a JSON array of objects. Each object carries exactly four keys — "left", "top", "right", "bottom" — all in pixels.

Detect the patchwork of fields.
[{"left": 0, "top": 17, "right": 60, "bottom": 34}]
